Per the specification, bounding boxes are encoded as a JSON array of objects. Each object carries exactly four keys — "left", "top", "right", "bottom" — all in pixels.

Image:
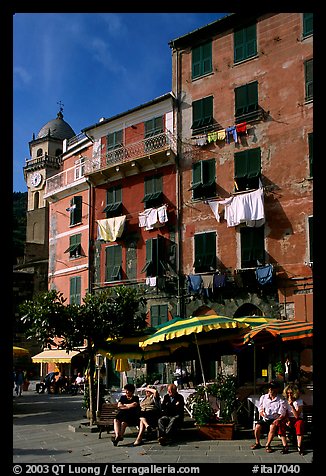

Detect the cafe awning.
[{"left": 32, "top": 349, "right": 82, "bottom": 363}]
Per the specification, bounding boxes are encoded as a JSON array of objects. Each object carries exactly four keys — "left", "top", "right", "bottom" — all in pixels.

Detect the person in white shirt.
[{"left": 250, "top": 381, "right": 287, "bottom": 453}]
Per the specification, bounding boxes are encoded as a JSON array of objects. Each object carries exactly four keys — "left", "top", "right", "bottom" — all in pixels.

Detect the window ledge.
[{"left": 233, "top": 53, "right": 259, "bottom": 67}]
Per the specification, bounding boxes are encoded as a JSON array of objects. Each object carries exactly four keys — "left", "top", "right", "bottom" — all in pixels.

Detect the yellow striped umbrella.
[{"left": 140, "top": 315, "right": 250, "bottom": 385}]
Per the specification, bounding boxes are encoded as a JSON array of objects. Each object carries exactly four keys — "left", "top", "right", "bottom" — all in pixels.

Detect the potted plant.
[{"left": 189, "top": 374, "right": 237, "bottom": 440}]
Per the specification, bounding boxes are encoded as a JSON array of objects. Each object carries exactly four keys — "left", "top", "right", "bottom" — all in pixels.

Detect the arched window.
[
  {"left": 233, "top": 303, "right": 263, "bottom": 319},
  {"left": 34, "top": 191, "right": 39, "bottom": 209},
  {"left": 36, "top": 148, "right": 43, "bottom": 157}
]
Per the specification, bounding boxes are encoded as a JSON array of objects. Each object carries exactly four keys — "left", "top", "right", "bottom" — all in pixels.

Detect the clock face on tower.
[{"left": 31, "top": 172, "right": 42, "bottom": 187}]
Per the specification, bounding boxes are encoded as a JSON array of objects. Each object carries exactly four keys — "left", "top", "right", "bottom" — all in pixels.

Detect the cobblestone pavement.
[{"left": 13, "top": 388, "right": 314, "bottom": 466}]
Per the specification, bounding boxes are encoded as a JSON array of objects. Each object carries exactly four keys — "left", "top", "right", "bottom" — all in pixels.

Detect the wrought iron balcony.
[{"left": 84, "top": 130, "right": 177, "bottom": 175}]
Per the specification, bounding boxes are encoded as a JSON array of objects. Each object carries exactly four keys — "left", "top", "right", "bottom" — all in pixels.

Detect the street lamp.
[{"left": 95, "top": 354, "right": 104, "bottom": 417}]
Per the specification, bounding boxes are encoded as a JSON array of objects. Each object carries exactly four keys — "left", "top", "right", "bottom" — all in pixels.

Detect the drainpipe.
[
  {"left": 175, "top": 46, "right": 183, "bottom": 318},
  {"left": 86, "top": 178, "right": 94, "bottom": 295}
]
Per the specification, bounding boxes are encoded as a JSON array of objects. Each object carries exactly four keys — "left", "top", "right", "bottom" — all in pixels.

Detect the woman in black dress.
[{"left": 112, "top": 383, "right": 140, "bottom": 446}]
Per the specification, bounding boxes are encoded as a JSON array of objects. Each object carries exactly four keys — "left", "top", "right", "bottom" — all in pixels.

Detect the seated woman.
[
  {"left": 133, "top": 386, "right": 161, "bottom": 446},
  {"left": 278, "top": 384, "right": 305, "bottom": 455},
  {"left": 111, "top": 383, "right": 140, "bottom": 446}
]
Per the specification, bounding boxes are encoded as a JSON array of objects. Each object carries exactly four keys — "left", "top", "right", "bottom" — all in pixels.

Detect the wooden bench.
[{"left": 96, "top": 403, "right": 118, "bottom": 439}]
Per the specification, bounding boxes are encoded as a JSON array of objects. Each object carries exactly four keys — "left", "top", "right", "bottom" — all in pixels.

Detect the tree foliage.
[{"left": 19, "top": 285, "right": 147, "bottom": 424}]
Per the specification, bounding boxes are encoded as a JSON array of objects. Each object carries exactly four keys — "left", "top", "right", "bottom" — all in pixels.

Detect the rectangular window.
[
  {"left": 144, "top": 116, "right": 163, "bottom": 138},
  {"left": 103, "top": 185, "right": 122, "bottom": 216},
  {"left": 305, "top": 59, "right": 313, "bottom": 101},
  {"left": 70, "top": 276, "right": 81, "bottom": 305},
  {"left": 64, "top": 233, "right": 82, "bottom": 259},
  {"left": 74, "top": 157, "right": 85, "bottom": 180},
  {"left": 191, "top": 96, "right": 213, "bottom": 133},
  {"left": 234, "top": 23, "right": 257, "bottom": 63},
  {"left": 191, "top": 159, "right": 216, "bottom": 200},
  {"left": 240, "top": 226, "right": 265, "bottom": 268},
  {"left": 234, "top": 148, "right": 261, "bottom": 191},
  {"left": 141, "top": 236, "right": 166, "bottom": 277},
  {"left": 107, "top": 130, "right": 123, "bottom": 163},
  {"left": 150, "top": 304, "right": 168, "bottom": 327},
  {"left": 192, "top": 41, "right": 212, "bottom": 79},
  {"left": 308, "top": 133, "right": 313, "bottom": 178},
  {"left": 142, "top": 174, "right": 163, "bottom": 208},
  {"left": 194, "top": 232, "right": 216, "bottom": 273},
  {"left": 308, "top": 216, "right": 313, "bottom": 263},
  {"left": 235, "top": 81, "right": 259, "bottom": 123},
  {"left": 303, "top": 13, "right": 313, "bottom": 38},
  {"left": 105, "top": 245, "right": 122, "bottom": 281},
  {"left": 69, "top": 196, "right": 82, "bottom": 226}
]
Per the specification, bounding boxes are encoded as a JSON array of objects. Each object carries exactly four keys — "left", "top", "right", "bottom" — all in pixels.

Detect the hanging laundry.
[
  {"left": 139, "top": 205, "right": 168, "bottom": 230},
  {"left": 226, "top": 126, "right": 238, "bottom": 144},
  {"left": 235, "top": 122, "right": 247, "bottom": 134},
  {"left": 213, "top": 273, "right": 226, "bottom": 289},
  {"left": 202, "top": 274, "right": 214, "bottom": 298},
  {"left": 157, "top": 204, "right": 168, "bottom": 224},
  {"left": 187, "top": 274, "right": 203, "bottom": 294},
  {"left": 211, "top": 188, "right": 265, "bottom": 227},
  {"left": 97, "top": 216, "right": 126, "bottom": 242},
  {"left": 146, "top": 276, "right": 157, "bottom": 287},
  {"left": 255, "top": 264, "right": 273, "bottom": 285},
  {"left": 207, "top": 131, "right": 218, "bottom": 143},
  {"left": 195, "top": 135, "right": 207, "bottom": 146},
  {"left": 217, "top": 129, "right": 226, "bottom": 141}
]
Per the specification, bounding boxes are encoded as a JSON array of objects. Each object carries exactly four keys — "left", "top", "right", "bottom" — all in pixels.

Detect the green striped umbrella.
[{"left": 140, "top": 315, "right": 250, "bottom": 385}]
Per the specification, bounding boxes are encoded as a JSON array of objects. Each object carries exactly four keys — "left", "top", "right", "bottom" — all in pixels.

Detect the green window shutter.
[
  {"left": 192, "top": 162, "right": 203, "bottom": 187},
  {"left": 204, "top": 232, "right": 216, "bottom": 267},
  {"left": 151, "top": 305, "right": 160, "bottom": 327},
  {"left": 192, "top": 42, "right": 212, "bottom": 79},
  {"left": 145, "top": 116, "right": 163, "bottom": 138},
  {"left": 105, "top": 245, "right": 122, "bottom": 281},
  {"left": 305, "top": 59, "right": 313, "bottom": 100},
  {"left": 202, "top": 42, "right": 212, "bottom": 75},
  {"left": 104, "top": 186, "right": 122, "bottom": 213},
  {"left": 70, "top": 196, "right": 82, "bottom": 225},
  {"left": 141, "top": 239, "right": 154, "bottom": 276},
  {"left": 234, "top": 28, "right": 245, "bottom": 63},
  {"left": 234, "top": 24, "right": 257, "bottom": 63},
  {"left": 245, "top": 24, "right": 257, "bottom": 58},
  {"left": 241, "top": 227, "right": 264, "bottom": 268},
  {"left": 192, "top": 45, "right": 201, "bottom": 78},
  {"left": 194, "top": 232, "right": 216, "bottom": 269},
  {"left": 247, "top": 148, "right": 261, "bottom": 178},
  {"left": 308, "top": 216, "right": 313, "bottom": 262},
  {"left": 303, "top": 13, "right": 313, "bottom": 37},
  {"left": 191, "top": 96, "right": 213, "bottom": 130},
  {"left": 202, "top": 159, "right": 215, "bottom": 185},
  {"left": 235, "top": 148, "right": 261, "bottom": 179},
  {"left": 235, "top": 85, "right": 247, "bottom": 116},
  {"left": 107, "top": 130, "right": 123, "bottom": 150},
  {"left": 308, "top": 133, "right": 313, "bottom": 177},
  {"left": 70, "top": 276, "right": 81, "bottom": 305},
  {"left": 235, "top": 82, "right": 258, "bottom": 117},
  {"left": 202, "top": 96, "right": 213, "bottom": 126},
  {"left": 234, "top": 151, "right": 248, "bottom": 178}
]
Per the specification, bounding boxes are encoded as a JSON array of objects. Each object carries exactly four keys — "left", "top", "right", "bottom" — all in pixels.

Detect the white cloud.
[{"left": 13, "top": 66, "right": 32, "bottom": 87}]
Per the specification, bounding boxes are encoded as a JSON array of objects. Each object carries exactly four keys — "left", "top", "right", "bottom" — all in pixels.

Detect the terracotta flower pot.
[{"left": 197, "top": 423, "right": 235, "bottom": 440}]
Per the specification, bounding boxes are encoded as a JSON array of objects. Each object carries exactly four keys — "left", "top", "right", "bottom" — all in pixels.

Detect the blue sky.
[{"left": 13, "top": 12, "right": 228, "bottom": 192}]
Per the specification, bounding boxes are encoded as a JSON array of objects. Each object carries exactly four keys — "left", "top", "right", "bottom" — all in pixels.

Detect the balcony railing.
[
  {"left": 84, "top": 130, "right": 177, "bottom": 175},
  {"left": 44, "top": 163, "right": 86, "bottom": 197},
  {"left": 24, "top": 154, "right": 61, "bottom": 171}
]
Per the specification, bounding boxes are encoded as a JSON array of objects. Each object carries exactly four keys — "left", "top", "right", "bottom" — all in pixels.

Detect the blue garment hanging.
[{"left": 255, "top": 264, "right": 273, "bottom": 285}]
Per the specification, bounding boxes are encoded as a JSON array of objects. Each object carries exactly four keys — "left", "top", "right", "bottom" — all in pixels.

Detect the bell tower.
[{"left": 23, "top": 105, "right": 75, "bottom": 290}]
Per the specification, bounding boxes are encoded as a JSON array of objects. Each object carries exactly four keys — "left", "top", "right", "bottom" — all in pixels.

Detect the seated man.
[
  {"left": 157, "top": 383, "right": 185, "bottom": 445},
  {"left": 251, "top": 381, "right": 287, "bottom": 453}
]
